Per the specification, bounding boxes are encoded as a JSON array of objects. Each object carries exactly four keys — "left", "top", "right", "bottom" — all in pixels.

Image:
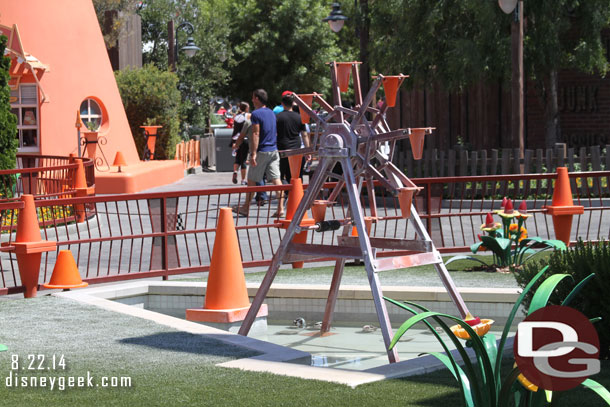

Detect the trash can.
[{"left": 213, "top": 128, "right": 234, "bottom": 172}]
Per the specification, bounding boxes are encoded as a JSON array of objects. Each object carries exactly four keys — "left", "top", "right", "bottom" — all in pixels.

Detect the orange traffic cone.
[
  {"left": 74, "top": 159, "right": 95, "bottom": 222},
  {"left": 288, "top": 155, "right": 302, "bottom": 180},
  {"left": 351, "top": 216, "right": 375, "bottom": 236},
  {"left": 336, "top": 62, "right": 352, "bottom": 92},
  {"left": 382, "top": 76, "right": 400, "bottom": 108},
  {"left": 186, "top": 208, "right": 267, "bottom": 323},
  {"left": 546, "top": 167, "right": 584, "bottom": 246},
  {"left": 298, "top": 94, "right": 314, "bottom": 124},
  {"left": 12, "top": 195, "right": 56, "bottom": 297},
  {"left": 113, "top": 151, "right": 127, "bottom": 173},
  {"left": 278, "top": 178, "right": 315, "bottom": 269},
  {"left": 43, "top": 250, "right": 88, "bottom": 289}
]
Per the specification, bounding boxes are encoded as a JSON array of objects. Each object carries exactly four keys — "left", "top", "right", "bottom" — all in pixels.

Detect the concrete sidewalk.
[{"left": 142, "top": 170, "right": 241, "bottom": 193}]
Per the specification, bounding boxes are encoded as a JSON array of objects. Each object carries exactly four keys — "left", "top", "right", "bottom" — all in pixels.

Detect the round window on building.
[{"left": 80, "top": 98, "right": 103, "bottom": 131}]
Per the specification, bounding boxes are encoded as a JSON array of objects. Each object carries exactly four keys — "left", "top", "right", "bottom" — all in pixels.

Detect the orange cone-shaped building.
[{"left": 0, "top": 1, "right": 183, "bottom": 193}]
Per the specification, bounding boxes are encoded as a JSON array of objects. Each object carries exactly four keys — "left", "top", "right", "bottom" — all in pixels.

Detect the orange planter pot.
[{"left": 409, "top": 128, "right": 427, "bottom": 160}]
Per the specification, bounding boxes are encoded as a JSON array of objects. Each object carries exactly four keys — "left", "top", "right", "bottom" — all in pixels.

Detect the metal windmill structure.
[{"left": 238, "top": 61, "right": 472, "bottom": 363}]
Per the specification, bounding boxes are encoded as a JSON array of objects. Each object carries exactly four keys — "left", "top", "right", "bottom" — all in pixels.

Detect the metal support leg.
[
  {"left": 341, "top": 157, "right": 399, "bottom": 363},
  {"left": 239, "top": 157, "right": 334, "bottom": 336}
]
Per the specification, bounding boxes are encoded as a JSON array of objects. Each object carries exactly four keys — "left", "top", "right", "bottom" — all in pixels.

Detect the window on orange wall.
[
  {"left": 80, "top": 98, "right": 103, "bottom": 131},
  {"left": 10, "top": 84, "right": 39, "bottom": 152}
]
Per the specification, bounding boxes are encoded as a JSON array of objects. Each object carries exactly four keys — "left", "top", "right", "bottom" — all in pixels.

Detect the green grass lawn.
[{"left": 1, "top": 296, "right": 608, "bottom": 406}]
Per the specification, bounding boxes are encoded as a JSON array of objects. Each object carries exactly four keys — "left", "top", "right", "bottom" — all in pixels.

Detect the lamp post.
[
  {"left": 323, "top": 1, "right": 371, "bottom": 96},
  {"left": 167, "top": 20, "right": 200, "bottom": 71},
  {"left": 499, "top": 0, "right": 524, "bottom": 158}
]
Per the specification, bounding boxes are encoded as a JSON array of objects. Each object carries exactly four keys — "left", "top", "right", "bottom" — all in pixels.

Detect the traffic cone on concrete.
[
  {"left": 12, "top": 195, "right": 56, "bottom": 297},
  {"left": 186, "top": 208, "right": 267, "bottom": 324},
  {"left": 43, "top": 250, "right": 88, "bottom": 290},
  {"left": 546, "top": 167, "right": 584, "bottom": 246}
]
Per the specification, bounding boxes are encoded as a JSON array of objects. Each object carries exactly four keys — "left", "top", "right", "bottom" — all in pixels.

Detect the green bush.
[
  {"left": 115, "top": 65, "right": 181, "bottom": 160},
  {"left": 517, "top": 239, "right": 610, "bottom": 359},
  {"left": 0, "top": 35, "right": 17, "bottom": 171}
]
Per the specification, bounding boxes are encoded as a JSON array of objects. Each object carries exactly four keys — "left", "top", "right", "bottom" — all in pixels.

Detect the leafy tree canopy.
[
  {"left": 225, "top": 0, "right": 346, "bottom": 106},
  {"left": 369, "top": 0, "right": 509, "bottom": 90},
  {"left": 139, "top": 0, "right": 232, "bottom": 132}
]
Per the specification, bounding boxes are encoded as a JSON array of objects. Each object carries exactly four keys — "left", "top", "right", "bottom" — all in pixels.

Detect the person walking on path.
[
  {"left": 230, "top": 102, "right": 250, "bottom": 185},
  {"left": 276, "top": 92, "right": 310, "bottom": 210},
  {"left": 232, "top": 89, "right": 284, "bottom": 217}
]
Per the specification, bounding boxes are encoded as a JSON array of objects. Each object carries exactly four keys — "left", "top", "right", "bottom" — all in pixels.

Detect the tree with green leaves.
[
  {"left": 225, "top": 0, "right": 345, "bottom": 106},
  {"left": 0, "top": 35, "right": 18, "bottom": 171},
  {"left": 139, "top": 0, "right": 232, "bottom": 134},
  {"left": 369, "top": 0, "right": 610, "bottom": 148}
]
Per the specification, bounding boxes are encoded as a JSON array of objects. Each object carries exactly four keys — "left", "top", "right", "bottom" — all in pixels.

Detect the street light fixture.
[
  {"left": 322, "top": 2, "right": 348, "bottom": 33},
  {"left": 323, "top": 1, "right": 371, "bottom": 97},
  {"left": 168, "top": 20, "right": 201, "bottom": 71},
  {"left": 499, "top": 0, "right": 524, "bottom": 157}
]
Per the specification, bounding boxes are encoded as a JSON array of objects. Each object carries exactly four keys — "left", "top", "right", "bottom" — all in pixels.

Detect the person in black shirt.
[{"left": 276, "top": 92, "right": 310, "bottom": 212}]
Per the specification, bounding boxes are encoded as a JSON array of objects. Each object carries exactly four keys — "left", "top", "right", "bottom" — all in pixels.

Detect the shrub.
[
  {"left": 115, "top": 65, "right": 181, "bottom": 160},
  {"left": 0, "top": 35, "right": 17, "bottom": 171},
  {"left": 517, "top": 239, "right": 610, "bottom": 359}
]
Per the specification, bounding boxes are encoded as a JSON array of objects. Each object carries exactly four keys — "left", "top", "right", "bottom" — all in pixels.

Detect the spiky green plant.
[{"left": 384, "top": 266, "right": 610, "bottom": 407}]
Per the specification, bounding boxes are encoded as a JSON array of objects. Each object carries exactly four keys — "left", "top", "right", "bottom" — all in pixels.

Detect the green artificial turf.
[{"left": 1, "top": 296, "right": 608, "bottom": 406}]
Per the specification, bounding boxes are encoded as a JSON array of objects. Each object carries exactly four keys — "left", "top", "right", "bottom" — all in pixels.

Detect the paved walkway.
[{"left": 143, "top": 170, "right": 241, "bottom": 192}]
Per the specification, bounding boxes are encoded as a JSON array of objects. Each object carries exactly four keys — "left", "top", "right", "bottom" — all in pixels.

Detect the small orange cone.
[
  {"left": 298, "top": 94, "right": 314, "bottom": 124},
  {"left": 336, "top": 62, "right": 352, "bottom": 92},
  {"left": 113, "top": 151, "right": 127, "bottom": 173},
  {"left": 312, "top": 200, "right": 332, "bottom": 223},
  {"left": 551, "top": 167, "right": 575, "bottom": 207},
  {"left": 288, "top": 155, "right": 302, "bottom": 180},
  {"left": 409, "top": 128, "right": 427, "bottom": 160},
  {"left": 546, "top": 167, "right": 584, "bottom": 246},
  {"left": 44, "top": 250, "right": 88, "bottom": 289},
  {"left": 351, "top": 216, "right": 374, "bottom": 236},
  {"left": 186, "top": 208, "right": 267, "bottom": 323},
  {"left": 382, "top": 76, "right": 400, "bottom": 107},
  {"left": 398, "top": 187, "right": 419, "bottom": 218},
  {"left": 73, "top": 159, "right": 95, "bottom": 222}
]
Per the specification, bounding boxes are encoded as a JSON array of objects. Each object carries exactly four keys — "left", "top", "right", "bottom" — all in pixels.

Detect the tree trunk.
[{"left": 544, "top": 69, "right": 560, "bottom": 148}]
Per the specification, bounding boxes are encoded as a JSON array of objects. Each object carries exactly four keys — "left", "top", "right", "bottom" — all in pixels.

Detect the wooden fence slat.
[
  {"left": 513, "top": 148, "right": 521, "bottom": 174},
  {"left": 458, "top": 150, "right": 468, "bottom": 176},
  {"left": 591, "top": 145, "right": 601, "bottom": 193},
  {"left": 579, "top": 147, "right": 588, "bottom": 196},
  {"left": 523, "top": 149, "right": 533, "bottom": 174},
  {"left": 490, "top": 149, "right": 498, "bottom": 175}
]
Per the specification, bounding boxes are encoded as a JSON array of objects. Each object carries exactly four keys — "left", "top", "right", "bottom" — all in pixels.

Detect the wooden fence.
[{"left": 393, "top": 143, "right": 610, "bottom": 179}]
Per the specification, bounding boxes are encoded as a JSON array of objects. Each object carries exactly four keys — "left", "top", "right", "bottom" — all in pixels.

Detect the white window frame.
[
  {"left": 11, "top": 84, "right": 40, "bottom": 153},
  {"left": 80, "top": 98, "right": 103, "bottom": 131}
]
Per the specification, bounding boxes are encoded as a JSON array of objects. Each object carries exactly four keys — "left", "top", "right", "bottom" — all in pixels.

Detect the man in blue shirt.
[{"left": 233, "top": 89, "right": 284, "bottom": 217}]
